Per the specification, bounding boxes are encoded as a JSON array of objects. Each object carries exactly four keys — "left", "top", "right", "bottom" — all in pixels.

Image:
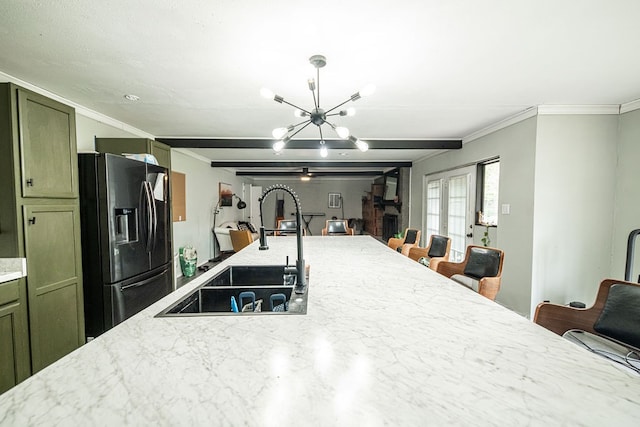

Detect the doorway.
[{"left": 423, "top": 166, "right": 476, "bottom": 262}]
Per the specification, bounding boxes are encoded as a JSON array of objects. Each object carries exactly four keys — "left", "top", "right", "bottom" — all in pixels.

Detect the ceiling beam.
[
  {"left": 157, "top": 138, "right": 462, "bottom": 150},
  {"left": 211, "top": 161, "right": 412, "bottom": 168},
  {"left": 235, "top": 170, "right": 385, "bottom": 177}
]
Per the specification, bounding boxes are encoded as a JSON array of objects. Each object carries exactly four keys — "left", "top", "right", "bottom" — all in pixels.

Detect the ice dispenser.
[{"left": 114, "top": 208, "right": 138, "bottom": 243}]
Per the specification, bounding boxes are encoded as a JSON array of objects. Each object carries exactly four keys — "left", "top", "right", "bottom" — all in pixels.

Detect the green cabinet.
[
  {"left": 0, "top": 279, "right": 30, "bottom": 394},
  {"left": 95, "top": 137, "right": 172, "bottom": 169},
  {"left": 0, "top": 83, "right": 85, "bottom": 381},
  {"left": 17, "top": 90, "right": 77, "bottom": 199},
  {"left": 23, "top": 205, "right": 84, "bottom": 372}
]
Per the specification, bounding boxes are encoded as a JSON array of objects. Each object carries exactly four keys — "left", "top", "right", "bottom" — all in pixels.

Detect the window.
[
  {"left": 448, "top": 174, "right": 468, "bottom": 261},
  {"left": 425, "top": 179, "right": 441, "bottom": 240},
  {"left": 476, "top": 159, "right": 500, "bottom": 226}
]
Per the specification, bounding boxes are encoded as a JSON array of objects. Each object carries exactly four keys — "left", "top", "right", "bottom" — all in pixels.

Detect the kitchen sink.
[{"left": 156, "top": 265, "right": 308, "bottom": 316}]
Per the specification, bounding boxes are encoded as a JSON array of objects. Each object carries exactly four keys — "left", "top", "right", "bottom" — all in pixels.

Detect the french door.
[{"left": 423, "top": 166, "right": 476, "bottom": 262}]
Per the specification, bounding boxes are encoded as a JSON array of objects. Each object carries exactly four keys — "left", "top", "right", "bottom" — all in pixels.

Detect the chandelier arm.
[
  {"left": 324, "top": 97, "right": 355, "bottom": 114},
  {"left": 280, "top": 99, "right": 312, "bottom": 115},
  {"left": 325, "top": 112, "right": 345, "bottom": 117},
  {"left": 318, "top": 125, "right": 324, "bottom": 141},
  {"left": 288, "top": 121, "right": 314, "bottom": 139},
  {"left": 290, "top": 119, "right": 312, "bottom": 129},
  {"left": 324, "top": 120, "right": 337, "bottom": 130}
]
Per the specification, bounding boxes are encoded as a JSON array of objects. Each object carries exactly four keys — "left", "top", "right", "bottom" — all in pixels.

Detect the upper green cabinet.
[
  {"left": 17, "top": 89, "right": 77, "bottom": 199},
  {"left": 95, "top": 137, "right": 172, "bottom": 170}
]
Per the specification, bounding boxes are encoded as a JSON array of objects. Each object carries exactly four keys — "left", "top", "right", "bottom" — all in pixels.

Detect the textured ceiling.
[{"left": 1, "top": 0, "right": 639, "bottom": 165}]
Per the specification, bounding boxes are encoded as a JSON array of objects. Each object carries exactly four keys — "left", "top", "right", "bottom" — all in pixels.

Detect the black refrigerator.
[{"left": 79, "top": 153, "right": 173, "bottom": 339}]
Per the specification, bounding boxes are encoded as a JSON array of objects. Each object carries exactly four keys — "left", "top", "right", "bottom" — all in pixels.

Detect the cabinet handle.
[
  {"left": 26, "top": 178, "right": 34, "bottom": 186},
  {"left": 28, "top": 217, "right": 36, "bottom": 225}
]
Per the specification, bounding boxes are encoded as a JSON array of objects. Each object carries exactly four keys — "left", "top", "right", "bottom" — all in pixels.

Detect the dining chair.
[
  {"left": 436, "top": 245, "right": 504, "bottom": 300},
  {"left": 408, "top": 234, "right": 451, "bottom": 271}
]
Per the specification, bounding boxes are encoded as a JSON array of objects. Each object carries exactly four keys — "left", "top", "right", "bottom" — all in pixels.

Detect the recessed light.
[
  {"left": 339, "top": 152, "right": 348, "bottom": 156},
  {"left": 123, "top": 94, "right": 140, "bottom": 101}
]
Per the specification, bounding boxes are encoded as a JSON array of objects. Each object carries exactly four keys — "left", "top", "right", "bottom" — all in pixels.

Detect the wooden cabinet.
[
  {"left": 362, "top": 184, "right": 384, "bottom": 237},
  {"left": 95, "top": 137, "right": 172, "bottom": 169},
  {"left": 0, "top": 278, "right": 30, "bottom": 394},
  {"left": 0, "top": 83, "right": 85, "bottom": 380}
]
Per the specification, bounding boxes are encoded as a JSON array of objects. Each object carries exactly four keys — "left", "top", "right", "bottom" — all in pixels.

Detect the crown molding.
[
  {"left": 463, "top": 107, "right": 538, "bottom": 144},
  {"left": 620, "top": 99, "right": 640, "bottom": 114},
  {"left": 0, "top": 70, "right": 154, "bottom": 139},
  {"left": 536, "top": 105, "right": 620, "bottom": 115}
]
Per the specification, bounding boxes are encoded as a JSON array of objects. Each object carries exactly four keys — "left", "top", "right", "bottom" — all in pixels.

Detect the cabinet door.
[
  {"left": 23, "top": 205, "right": 84, "bottom": 372},
  {"left": 17, "top": 89, "right": 77, "bottom": 199},
  {"left": 0, "top": 279, "right": 30, "bottom": 394},
  {"left": 150, "top": 141, "right": 171, "bottom": 169}
]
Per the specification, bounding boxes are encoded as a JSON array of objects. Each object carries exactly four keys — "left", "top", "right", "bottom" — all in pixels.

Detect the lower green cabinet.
[
  {"left": 23, "top": 205, "right": 85, "bottom": 373},
  {"left": 0, "top": 279, "right": 30, "bottom": 394}
]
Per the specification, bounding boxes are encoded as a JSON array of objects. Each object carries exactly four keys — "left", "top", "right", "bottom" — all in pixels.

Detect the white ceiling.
[{"left": 1, "top": 0, "right": 639, "bottom": 167}]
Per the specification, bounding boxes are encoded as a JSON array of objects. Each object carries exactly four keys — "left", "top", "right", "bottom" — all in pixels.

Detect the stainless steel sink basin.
[{"left": 157, "top": 265, "right": 308, "bottom": 317}]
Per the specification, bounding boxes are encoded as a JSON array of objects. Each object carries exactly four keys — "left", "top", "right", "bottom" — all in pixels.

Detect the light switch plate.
[{"left": 501, "top": 204, "right": 511, "bottom": 215}]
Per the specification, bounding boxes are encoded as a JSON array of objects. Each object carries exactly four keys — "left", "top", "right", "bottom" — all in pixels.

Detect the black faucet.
[{"left": 258, "top": 185, "right": 306, "bottom": 294}]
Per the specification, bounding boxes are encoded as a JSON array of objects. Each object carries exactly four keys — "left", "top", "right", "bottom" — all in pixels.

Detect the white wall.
[
  {"left": 530, "top": 115, "right": 618, "bottom": 313},
  {"left": 172, "top": 153, "right": 253, "bottom": 271},
  {"left": 411, "top": 117, "right": 538, "bottom": 317},
  {"left": 611, "top": 108, "right": 640, "bottom": 281},
  {"left": 75, "top": 114, "right": 142, "bottom": 150},
  {"left": 252, "top": 178, "right": 373, "bottom": 235}
]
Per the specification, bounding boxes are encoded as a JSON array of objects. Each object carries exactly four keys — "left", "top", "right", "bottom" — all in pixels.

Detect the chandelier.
[{"left": 260, "top": 54, "right": 375, "bottom": 157}]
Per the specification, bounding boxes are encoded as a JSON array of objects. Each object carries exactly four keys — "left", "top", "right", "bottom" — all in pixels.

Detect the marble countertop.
[
  {"left": 0, "top": 258, "right": 26, "bottom": 284},
  {"left": 1, "top": 236, "right": 639, "bottom": 426}
]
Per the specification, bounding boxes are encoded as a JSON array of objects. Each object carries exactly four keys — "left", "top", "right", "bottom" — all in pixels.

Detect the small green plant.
[
  {"left": 394, "top": 231, "right": 404, "bottom": 239},
  {"left": 481, "top": 225, "right": 491, "bottom": 247}
]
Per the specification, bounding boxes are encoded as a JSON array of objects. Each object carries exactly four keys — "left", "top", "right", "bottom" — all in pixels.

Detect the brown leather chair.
[
  {"left": 408, "top": 234, "right": 451, "bottom": 271},
  {"left": 321, "top": 220, "right": 354, "bottom": 236},
  {"left": 387, "top": 228, "right": 421, "bottom": 256},
  {"left": 534, "top": 279, "right": 640, "bottom": 352},
  {"left": 229, "top": 229, "right": 254, "bottom": 252},
  {"left": 436, "top": 245, "right": 504, "bottom": 300}
]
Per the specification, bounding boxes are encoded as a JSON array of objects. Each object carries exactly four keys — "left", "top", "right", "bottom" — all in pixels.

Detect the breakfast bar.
[{"left": 1, "top": 236, "right": 639, "bottom": 425}]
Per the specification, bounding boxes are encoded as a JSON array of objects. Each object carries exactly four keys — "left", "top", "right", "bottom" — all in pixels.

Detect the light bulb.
[
  {"left": 272, "top": 127, "right": 288, "bottom": 139},
  {"left": 359, "top": 84, "right": 376, "bottom": 97},
  {"left": 308, "top": 78, "right": 316, "bottom": 91},
  {"left": 335, "top": 126, "right": 350, "bottom": 139},
  {"left": 345, "top": 107, "right": 356, "bottom": 116},
  {"left": 260, "top": 88, "right": 275, "bottom": 99},
  {"left": 355, "top": 139, "right": 369, "bottom": 152},
  {"left": 294, "top": 109, "right": 307, "bottom": 118},
  {"left": 320, "top": 145, "right": 328, "bottom": 158},
  {"left": 273, "top": 140, "right": 285, "bottom": 152},
  {"left": 301, "top": 176, "right": 311, "bottom": 182}
]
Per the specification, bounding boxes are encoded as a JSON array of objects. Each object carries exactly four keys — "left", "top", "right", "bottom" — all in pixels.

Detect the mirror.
[{"left": 384, "top": 175, "right": 398, "bottom": 201}]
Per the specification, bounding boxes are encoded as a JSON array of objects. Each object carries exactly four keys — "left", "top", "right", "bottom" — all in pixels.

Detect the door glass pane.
[
  {"left": 448, "top": 175, "right": 468, "bottom": 262},
  {"left": 425, "top": 179, "right": 441, "bottom": 242}
]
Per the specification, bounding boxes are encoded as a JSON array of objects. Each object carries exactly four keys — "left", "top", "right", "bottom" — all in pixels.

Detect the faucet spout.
[{"left": 258, "top": 185, "right": 306, "bottom": 293}]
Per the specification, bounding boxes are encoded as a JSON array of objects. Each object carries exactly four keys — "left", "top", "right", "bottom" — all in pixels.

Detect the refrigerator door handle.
[
  {"left": 147, "top": 181, "right": 158, "bottom": 249},
  {"left": 141, "top": 181, "right": 154, "bottom": 252},
  {"left": 120, "top": 268, "right": 169, "bottom": 291}
]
